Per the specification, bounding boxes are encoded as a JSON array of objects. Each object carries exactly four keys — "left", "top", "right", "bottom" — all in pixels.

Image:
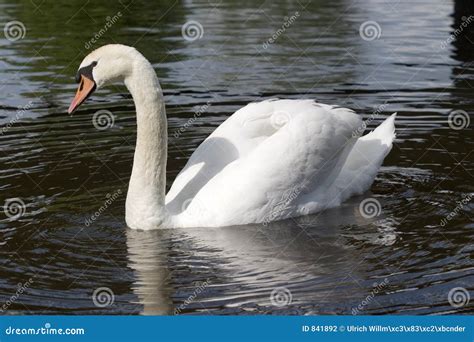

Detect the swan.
[{"left": 68, "top": 44, "right": 396, "bottom": 230}]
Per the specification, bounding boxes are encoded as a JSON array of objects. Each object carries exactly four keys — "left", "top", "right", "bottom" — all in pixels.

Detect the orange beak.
[{"left": 68, "top": 75, "right": 96, "bottom": 114}]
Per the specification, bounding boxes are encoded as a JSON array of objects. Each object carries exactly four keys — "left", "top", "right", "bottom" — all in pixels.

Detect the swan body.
[{"left": 69, "top": 44, "right": 396, "bottom": 230}]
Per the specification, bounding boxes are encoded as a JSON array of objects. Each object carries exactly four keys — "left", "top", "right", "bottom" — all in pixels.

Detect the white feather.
[{"left": 168, "top": 100, "right": 396, "bottom": 227}]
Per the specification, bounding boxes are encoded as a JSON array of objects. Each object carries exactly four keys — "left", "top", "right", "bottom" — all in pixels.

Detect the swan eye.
[{"left": 75, "top": 61, "right": 98, "bottom": 83}]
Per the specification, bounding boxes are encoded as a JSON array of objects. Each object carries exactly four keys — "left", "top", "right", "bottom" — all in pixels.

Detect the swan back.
[{"left": 167, "top": 99, "right": 375, "bottom": 227}]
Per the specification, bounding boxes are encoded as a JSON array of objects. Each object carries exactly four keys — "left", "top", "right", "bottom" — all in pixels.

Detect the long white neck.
[{"left": 124, "top": 57, "right": 168, "bottom": 230}]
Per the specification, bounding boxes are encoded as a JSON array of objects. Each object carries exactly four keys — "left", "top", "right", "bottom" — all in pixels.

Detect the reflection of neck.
[
  {"left": 126, "top": 229, "right": 173, "bottom": 314},
  {"left": 124, "top": 57, "right": 168, "bottom": 230}
]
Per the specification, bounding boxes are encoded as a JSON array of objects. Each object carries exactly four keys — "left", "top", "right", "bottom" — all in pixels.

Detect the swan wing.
[
  {"left": 166, "top": 98, "right": 311, "bottom": 213},
  {"left": 166, "top": 98, "right": 287, "bottom": 213},
  {"left": 168, "top": 99, "right": 364, "bottom": 227}
]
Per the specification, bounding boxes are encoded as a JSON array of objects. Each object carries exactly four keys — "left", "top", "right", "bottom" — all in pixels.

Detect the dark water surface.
[{"left": 0, "top": 0, "right": 473, "bottom": 315}]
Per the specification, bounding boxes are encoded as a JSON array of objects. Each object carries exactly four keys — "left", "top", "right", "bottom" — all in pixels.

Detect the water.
[{"left": 0, "top": 0, "right": 473, "bottom": 315}]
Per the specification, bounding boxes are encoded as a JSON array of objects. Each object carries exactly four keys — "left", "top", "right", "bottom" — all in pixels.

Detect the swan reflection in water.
[{"left": 126, "top": 196, "right": 397, "bottom": 315}]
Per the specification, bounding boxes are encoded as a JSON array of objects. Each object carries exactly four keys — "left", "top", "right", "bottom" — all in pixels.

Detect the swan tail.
[
  {"left": 360, "top": 112, "right": 397, "bottom": 147},
  {"left": 321, "top": 113, "right": 397, "bottom": 204}
]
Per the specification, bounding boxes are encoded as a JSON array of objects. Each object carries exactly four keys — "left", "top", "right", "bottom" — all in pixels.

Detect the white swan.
[{"left": 68, "top": 44, "right": 396, "bottom": 230}]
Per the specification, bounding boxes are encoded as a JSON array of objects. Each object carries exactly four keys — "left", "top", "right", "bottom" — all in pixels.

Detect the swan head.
[{"left": 68, "top": 44, "right": 141, "bottom": 114}]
